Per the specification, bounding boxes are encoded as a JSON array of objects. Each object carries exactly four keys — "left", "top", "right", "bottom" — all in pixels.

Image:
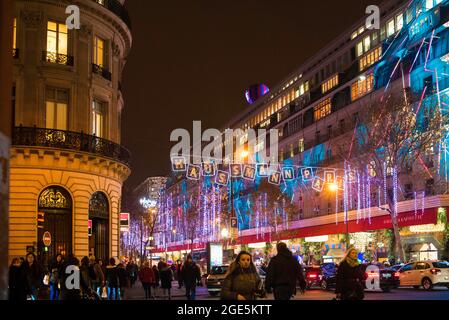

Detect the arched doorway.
[
  {"left": 89, "top": 192, "right": 110, "bottom": 262},
  {"left": 38, "top": 186, "right": 72, "bottom": 267}
]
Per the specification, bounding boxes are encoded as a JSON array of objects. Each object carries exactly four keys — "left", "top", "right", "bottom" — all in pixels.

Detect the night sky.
[{"left": 122, "top": 0, "right": 383, "bottom": 189}]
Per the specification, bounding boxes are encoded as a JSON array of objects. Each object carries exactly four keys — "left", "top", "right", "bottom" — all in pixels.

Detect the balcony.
[
  {"left": 92, "top": 63, "right": 112, "bottom": 81},
  {"left": 12, "top": 126, "right": 131, "bottom": 166},
  {"left": 42, "top": 51, "right": 74, "bottom": 66},
  {"left": 93, "top": 0, "right": 132, "bottom": 29}
]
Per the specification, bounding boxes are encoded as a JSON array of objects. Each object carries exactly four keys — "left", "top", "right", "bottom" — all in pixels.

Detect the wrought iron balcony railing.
[
  {"left": 92, "top": 63, "right": 112, "bottom": 81},
  {"left": 94, "top": 0, "right": 132, "bottom": 29},
  {"left": 13, "top": 48, "right": 19, "bottom": 59},
  {"left": 42, "top": 51, "right": 74, "bottom": 66},
  {"left": 12, "top": 126, "right": 131, "bottom": 166}
]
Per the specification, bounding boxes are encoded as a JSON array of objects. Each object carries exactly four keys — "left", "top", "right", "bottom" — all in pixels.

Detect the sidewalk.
[{"left": 125, "top": 281, "right": 210, "bottom": 300}]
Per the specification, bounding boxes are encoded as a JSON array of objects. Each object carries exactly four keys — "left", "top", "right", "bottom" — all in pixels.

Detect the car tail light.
[
  {"left": 394, "top": 272, "right": 400, "bottom": 278},
  {"left": 307, "top": 273, "right": 318, "bottom": 279},
  {"left": 430, "top": 268, "right": 441, "bottom": 275}
]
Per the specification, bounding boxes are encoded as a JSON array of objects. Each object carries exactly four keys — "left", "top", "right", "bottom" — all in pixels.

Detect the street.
[{"left": 125, "top": 282, "right": 449, "bottom": 301}]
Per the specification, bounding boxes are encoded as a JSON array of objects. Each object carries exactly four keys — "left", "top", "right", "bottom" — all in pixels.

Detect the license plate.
[{"left": 383, "top": 274, "right": 391, "bottom": 278}]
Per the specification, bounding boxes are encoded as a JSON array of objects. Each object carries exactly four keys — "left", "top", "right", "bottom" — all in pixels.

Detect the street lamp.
[{"left": 221, "top": 228, "right": 229, "bottom": 239}]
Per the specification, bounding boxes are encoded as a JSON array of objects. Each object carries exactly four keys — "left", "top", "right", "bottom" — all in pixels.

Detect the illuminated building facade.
[
  {"left": 9, "top": 0, "right": 132, "bottom": 264},
  {"left": 159, "top": 0, "right": 449, "bottom": 262}
]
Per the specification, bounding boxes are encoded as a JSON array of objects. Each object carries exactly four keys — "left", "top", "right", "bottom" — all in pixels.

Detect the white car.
[{"left": 398, "top": 261, "right": 449, "bottom": 290}]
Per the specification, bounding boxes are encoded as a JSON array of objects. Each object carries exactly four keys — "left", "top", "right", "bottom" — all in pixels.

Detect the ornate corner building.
[{"left": 9, "top": 0, "right": 132, "bottom": 264}]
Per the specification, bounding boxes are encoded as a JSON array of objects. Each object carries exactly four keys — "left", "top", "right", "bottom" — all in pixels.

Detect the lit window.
[
  {"left": 47, "top": 21, "right": 68, "bottom": 55},
  {"left": 94, "top": 36, "right": 105, "bottom": 67},
  {"left": 387, "top": 19, "right": 395, "bottom": 37},
  {"left": 322, "top": 74, "right": 339, "bottom": 94},
  {"left": 351, "top": 73, "right": 374, "bottom": 101},
  {"left": 356, "top": 41, "right": 364, "bottom": 57},
  {"left": 358, "top": 27, "right": 365, "bottom": 35},
  {"left": 426, "top": 0, "right": 433, "bottom": 10},
  {"left": 92, "top": 100, "right": 105, "bottom": 138},
  {"left": 314, "top": 98, "right": 332, "bottom": 121},
  {"left": 351, "top": 31, "right": 358, "bottom": 40},
  {"left": 290, "top": 144, "right": 294, "bottom": 158},
  {"left": 298, "top": 138, "right": 304, "bottom": 153},
  {"left": 46, "top": 87, "right": 68, "bottom": 130},
  {"left": 396, "top": 14, "right": 404, "bottom": 30},
  {"left": 380, "top": 26, "right": 386, "bottom": 41},
  {"left": 364, "top": 36, "right": 371, "bottom": 52},
  {"left": 13, "top": 18, "right": 17, "bottom": 49},
  {"left": 359, "top": 46, "right": 382, "bottom": 71}
]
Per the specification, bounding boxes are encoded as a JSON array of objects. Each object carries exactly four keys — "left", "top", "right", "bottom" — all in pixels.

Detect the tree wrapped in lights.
[{"left": 339, "top": 89, "right": 447, "bottom": 262}]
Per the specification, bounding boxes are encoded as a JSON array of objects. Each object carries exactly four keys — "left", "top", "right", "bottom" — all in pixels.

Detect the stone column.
[{"left": 0, "top": 0, "right": 13, "bottom": 300}]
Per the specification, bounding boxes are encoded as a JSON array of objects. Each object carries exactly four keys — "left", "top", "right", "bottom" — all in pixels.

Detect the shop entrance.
[
  {"left": 89, "top": 192, "right": 109, "bottom": 262},
  {"left": 37, "top": 186, "right": 72, "bottom": 268}
]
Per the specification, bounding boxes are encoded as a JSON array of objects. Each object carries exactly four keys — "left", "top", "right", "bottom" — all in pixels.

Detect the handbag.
[
  {"left": 43, "top": 274, "right": 50, "bottom": 286},
  {"left": 101, "top": 287, "right": 108, "bottom": 299}
]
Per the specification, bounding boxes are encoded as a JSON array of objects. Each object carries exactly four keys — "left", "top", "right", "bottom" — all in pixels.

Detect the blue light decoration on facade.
[{"left": 245, "top": 84, "right": 270, "bottom": 105}]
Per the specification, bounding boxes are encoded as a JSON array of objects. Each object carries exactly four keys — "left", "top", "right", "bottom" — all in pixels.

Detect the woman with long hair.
[
  {"left": 22, "top": 252, "right": 44, "bottom": 300},
  {"left": 221, "top": 251, "right": 263, "bottom": 300},
  {"left": 49, "top": 254, "right": 63, "bottom": 300},
  {"left": 335, "top": 247, "right": 365, "bottom": 300}
]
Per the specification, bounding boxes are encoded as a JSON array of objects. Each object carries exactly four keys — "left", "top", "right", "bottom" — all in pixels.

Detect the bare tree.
[{"left": 337, "top": 89, "right": 446, "bottom": 262}]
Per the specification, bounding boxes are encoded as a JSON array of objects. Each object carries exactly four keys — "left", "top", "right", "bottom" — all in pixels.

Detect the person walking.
[
  {"left": 126, "top": 260, "right": 138, "bottom": 288},
  {"left": 335, "top": 247, "right": 365, "bottom": 300},
  {"left": 117, "top": 262, "right": 129, "bottom": 300},
  {"left": 159, "top": 262, "right": 173, "bottom": 300},
  {"left": 180, "top": 254, "right": 201, "bottom": 300},
  {"left": 152, "top": 264, "right": 160, "bottom": 299},
  {"left": 8, "top": 258, "right": 27, "bottom": 301},
  {"left": 80, "top": 256, "right": 94, "bottom": 298},
  {"left": 49, "top": 254, "right": 64, "bottom": 300},
  {"left": 221, "top": 251, "right": 264, "bottom": 300},
  {"left": 22, "top": 252, "right": 44, "bottom": 300},
  {"left": 105, "top": 258, "right": 119, "bottom": 300},
  {"left": 139, "top": 261, "right": 155, "bottom": 300},
  {"left": 265, "top": 242, "right": 306, "bottom": 300},
  {"left": 89, "top": 256, "right": 105, "bottom": 296}
]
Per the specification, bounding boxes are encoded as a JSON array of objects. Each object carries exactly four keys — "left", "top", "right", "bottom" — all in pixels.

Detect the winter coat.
[
  {"left": 9, "top": 265, "right": 27, "bottom": 301},
  {"left": 265, "top": 248, "right": 304, "bottom": 292},
  {"left": 221, "top": 265, "right": 262, "bottom": 300},
  {"left": 80, "top": 265, "right": 92, "bottom": 292},
  {"left": 59, "top": 258, "right": 81, "bottom": 300},
  {"left": 180, "top": 262, "right": 201, "bottom": 287},
  {"left": 105, "top": 265, "right": 119, "bottom": 287},
  {"left": 152, "top": 266, "right": 160, "bottom": 286},
  {"left": 139, "top": 266, "right": 156, "bottom": 284},
  {"left": 89, "top": 262, "right": 104, "bottom": 283},
  {"left": 22, "top": 262, "right": 44, "bottom": 294},
  {"left": 159, "top": 267, "right": 173, "bottom": 289},
  {"left": 335, "top": 260, "right": 365, "bottom": 300},
  {"left": 49, "top": 261, "right": 64, "bottom": 285},
  {"left": 117, "top": 266, "right": 129, "bottom": 288}
]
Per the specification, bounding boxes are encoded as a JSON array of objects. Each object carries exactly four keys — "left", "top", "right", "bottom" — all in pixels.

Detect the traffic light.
[{"left": 37, "top": 212, "right": 45, "bottom": 229}]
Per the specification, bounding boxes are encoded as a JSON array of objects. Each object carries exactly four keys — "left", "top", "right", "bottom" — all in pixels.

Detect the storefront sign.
[
  {"left": 120, "top": 213, "right": 130, "bottom": 232},
  {"left": 305, "top": 235, "right": 329, "bottom": 243},
  {"left": 409, "top": 223, "right": 445, "bottom": 233}
]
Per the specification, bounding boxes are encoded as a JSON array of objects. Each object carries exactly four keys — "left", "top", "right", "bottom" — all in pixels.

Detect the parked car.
[
  {"left": 319, "top": 263, "right": 337, "bottom": 291},
  {"left": 206, "top": 265, "right": 229, "bottom": 296},
  {"left": 361, "top": 262, "right": 400, "bottom": 292},
  {"left": 398, "top": 260, "right": 449, "bottom": 290},
  {"left": 305, "top": 265, "right": 322, "bottom": 289},
  {"left": 388, "top": 264, "right": 405, "bottom": 272}
]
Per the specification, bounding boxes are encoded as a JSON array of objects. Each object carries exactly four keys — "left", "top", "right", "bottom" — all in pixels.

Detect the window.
[
  {"left": 351, "top": 73, "right": 374, "bottom": 101},
  {"left": 351, "top": 31, "right": 358, "bottom": 40},
  {"left": 94, "top": 36, "right": 106, "bottom": 67},
  {"left": 46, "top": 88, "right": 68, "bottom": 130},
  {"left": 314, "top": 98, "right": 331, "bottom": 121},
  {"left": 356, "top": 41, "right": 364, "bottom": 57},
  {"left": 47, "top": 21, "right": 67, "bottom": 55},
  {"left": 387, "top": 19, "right": 395, "bottom": 37},
  {"left": 290, "top": 144, "right": 294, "bottom": 158},
  {"left": 13, "top": 18, "right": 17, "bottom": 49},
  {"left": 426, "top": 0, "right": 433, "bottom": 10},
  {"left": 401, "top": 263, "right": 414, "bottom": 272},
  {"left": 363, "top": 36, "right": 371, "bottom": 52},
  {"left": 380, "top": 26, "right": 386, "bottom": 41},
  {"left": 322, "top": 74, "right": 339, "bottom": 94},
  {"left": 396, "top": 14, "right": 404, "bottom": 31},
  {"left": 359, "top": 46, "right": 382, "bottom": 71},
  {"left": 92, "top": 100, "right": 106, "bottom": 138},
  {"left": 298, "top": 138, "right": 304, "bottom": 153}
]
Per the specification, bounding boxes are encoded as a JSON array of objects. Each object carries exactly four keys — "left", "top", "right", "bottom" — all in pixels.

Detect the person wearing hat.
[{"left": 180, "top": 254, "right": 202, "bottom": 300}]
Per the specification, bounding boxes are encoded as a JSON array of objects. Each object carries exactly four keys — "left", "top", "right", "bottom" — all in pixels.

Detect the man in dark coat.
[
  {"left": 180, "top": 254, "right": 202, "bottom": 300},
  {"left": 265, "top": 242, "right": 305, "bottom": 300}
]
